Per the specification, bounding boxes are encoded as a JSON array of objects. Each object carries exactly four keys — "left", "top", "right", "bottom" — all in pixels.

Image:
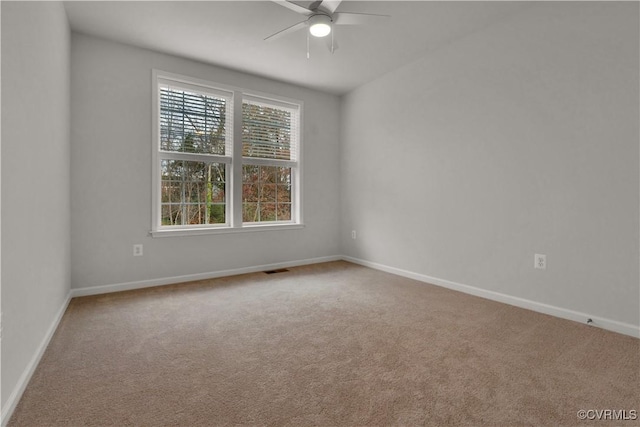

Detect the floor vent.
[{"left": 264, "top": 268, "right": 290, "bottom": 274}]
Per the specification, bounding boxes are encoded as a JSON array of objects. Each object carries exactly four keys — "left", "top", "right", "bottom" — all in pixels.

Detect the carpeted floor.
[{"left": 8, "top": 261, "right": 640, "bottom": 426}]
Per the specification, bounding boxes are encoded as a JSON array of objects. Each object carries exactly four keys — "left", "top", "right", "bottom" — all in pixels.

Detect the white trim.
[
  {"left": 342, "top": 256, "right": 640, "bottom": 339},
  {"left": 1, "top": 292, "right": 72, "bottom": 427},
  {"left": 150, "top": 222, "right": 304, "bottom": 238},
  {"left": 70, "top": 255, "right": 341, "bottom": 297},
  {"left": 295, "top": 105, "right": 303, "bottom": 224}
]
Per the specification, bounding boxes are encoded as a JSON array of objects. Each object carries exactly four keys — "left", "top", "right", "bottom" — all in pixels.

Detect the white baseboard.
[
  {"left": 2, "top": 255, "right": 637, "bottom": 427},
  {"left": 342, "top": 256, "right": 640, "bottom": 339},
  {"left": 71, "top": 255, "right": 342, "bottom": 297},
  {"left": 1, "top": 292, "right": 72, "bottom": 427},
  {"left": 71, "top": 254, "right": 640, "bottom": 338}
]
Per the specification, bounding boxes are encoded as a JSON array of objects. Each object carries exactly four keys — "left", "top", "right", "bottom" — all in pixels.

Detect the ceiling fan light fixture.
[{"left": 309, "top": 14, "right": 332, "bottom": 37}]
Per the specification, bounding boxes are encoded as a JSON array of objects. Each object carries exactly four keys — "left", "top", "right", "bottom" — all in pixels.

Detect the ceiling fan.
[{"left": 265, "top": 0, "right": 389, "bottom": 57}]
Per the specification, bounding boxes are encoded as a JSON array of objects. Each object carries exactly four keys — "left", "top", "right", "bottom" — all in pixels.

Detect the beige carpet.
[{"left": 8, "top": 261, "right": 639, "bottom": 426}]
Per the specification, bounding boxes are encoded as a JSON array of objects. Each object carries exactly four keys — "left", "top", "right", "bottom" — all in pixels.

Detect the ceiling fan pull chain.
[
  {"left": 307, "top": 31, "right": 310, "bottom": 59},
  {"left": 331, "top": 29, "right": 334, "bottom": 54}
]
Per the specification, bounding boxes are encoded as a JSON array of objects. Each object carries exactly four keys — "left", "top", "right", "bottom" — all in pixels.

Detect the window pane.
[
  {"left": 277, "top": 203, "right": 292, "bottom": 221},
  {"left": 277, "top": 184, "right": 291, "bottom": 203},
  {"left": 208, "top": 204, "right": 225, "bottom": 224},
  {"left": 262, "top": 167, "right": 277, "bottom": 183},
  {"left": 243, "top": 202, "right": 258, "bottom": 222},
  {"left": 160, "top": 160, "right": 226, "bottom": 226},
  {"left": 161, "top": 204, "right": 180, "bottom": 226},
  {"left": 243, "top": 164, "right": 259, "bottom": 182},
  {"left": 161, "top": 182, "right": 181, "bottom": 204},
  {"left": 260, "top": 184, "right": 276, "bottom": 202},
  {"left": 243, "top": 184, "right": 258, "bottom": 202},
  {"left": 242, "top": 165, "right": 292, "bottom": 223},
  {"left": 260, "top": 203, "right": 277, "bottom": 222},
  {"left": 160, "top": 86, "right": 228, "bottom": 155},
  {"left": 211, "top": 182, "right": 225, "bottom": 203},
  {"left": 276, "top": 166, "right": 291, "bottom": 184}
]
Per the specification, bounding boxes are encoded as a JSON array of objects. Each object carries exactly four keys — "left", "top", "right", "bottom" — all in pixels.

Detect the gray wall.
[
  {"left": 1, "top": 1, "right": 71, "bottom": 411},
  {"left": 2, "top": 2, "right": 639, "bottom": 417},
  {"left": 70, "top": 34, "right": 341, "bottom": 290},
  {"left": 340, "top": 2, "right": 640, "bottom": 327}
]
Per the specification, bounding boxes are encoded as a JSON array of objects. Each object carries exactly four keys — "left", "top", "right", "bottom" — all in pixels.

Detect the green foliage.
[{"left": 160, "top": 156, "right": 226, "bottom": 226}]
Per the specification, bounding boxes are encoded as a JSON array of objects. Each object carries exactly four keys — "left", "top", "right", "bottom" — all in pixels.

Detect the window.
[
  {"left": 242, "top": 97, "right": 298, "bottom": 223},
  {"left": 152, "top": 71, "right": 301, "bottom": 236},
  {"left": 157, "top": 81, "right": 232, "bottom": 228}
]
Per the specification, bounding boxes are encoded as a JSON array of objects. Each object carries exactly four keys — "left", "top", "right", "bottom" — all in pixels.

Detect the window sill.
[{"left": 150, "top": 223, "right": 305, "bottom": 238}]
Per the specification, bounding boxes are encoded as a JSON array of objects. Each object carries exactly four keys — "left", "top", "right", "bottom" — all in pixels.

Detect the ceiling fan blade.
[
  {"left": 333, "top": 12, "right": 390, "bottom": 26},
  {"left": 318, "top": 0, "right": 342, "bottom": 14},
  {"left": 264, "top": 21, "right": 308, "bottom": 41},
  {"left": 270, "top": 1, "right": 314, "bottom": 16},
  {"left": 309, "top": 0, "right": 323, "bottom": 11}
]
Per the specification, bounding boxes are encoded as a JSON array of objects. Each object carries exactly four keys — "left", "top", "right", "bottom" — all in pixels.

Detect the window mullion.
[{"left": 231, "top": 91, "right": 243, "bottom": 228}]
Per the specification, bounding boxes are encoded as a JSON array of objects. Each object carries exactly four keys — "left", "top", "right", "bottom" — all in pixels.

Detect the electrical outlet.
[
  {"left": 133, "top": 244, "right": 143, "bottom": 257},
  {"left": 534, "top": 253, "right": 546, "bottom": 270},
  {"left": 351, "top": 230, "right": 357, "bottom": 240}
]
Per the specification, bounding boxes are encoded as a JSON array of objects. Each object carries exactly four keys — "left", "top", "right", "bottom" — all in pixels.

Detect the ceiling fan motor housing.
[{"left": 308, "top": 13, "right": 333, "bottom": 37}]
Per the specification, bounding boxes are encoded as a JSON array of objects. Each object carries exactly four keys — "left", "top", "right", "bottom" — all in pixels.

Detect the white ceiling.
[{"left": 63, "top": 1, "right": 531, "bottom": 95}]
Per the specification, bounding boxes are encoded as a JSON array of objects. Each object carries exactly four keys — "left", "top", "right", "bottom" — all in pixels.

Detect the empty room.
[{"left": 1, "top": 1, "right": 639, "bottom": 426}]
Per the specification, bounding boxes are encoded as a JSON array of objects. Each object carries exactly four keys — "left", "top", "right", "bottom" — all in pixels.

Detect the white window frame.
[{"left": 151, "top": 70, "right": 303, "bottom": 237}]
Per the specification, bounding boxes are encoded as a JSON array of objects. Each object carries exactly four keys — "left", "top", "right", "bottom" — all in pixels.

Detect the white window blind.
[
  {"left": 242, "top": 96, "right": 299, "bottom": 162},
  {"left": 159, "top": 80, "right": 233, "bottom": 156}
]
